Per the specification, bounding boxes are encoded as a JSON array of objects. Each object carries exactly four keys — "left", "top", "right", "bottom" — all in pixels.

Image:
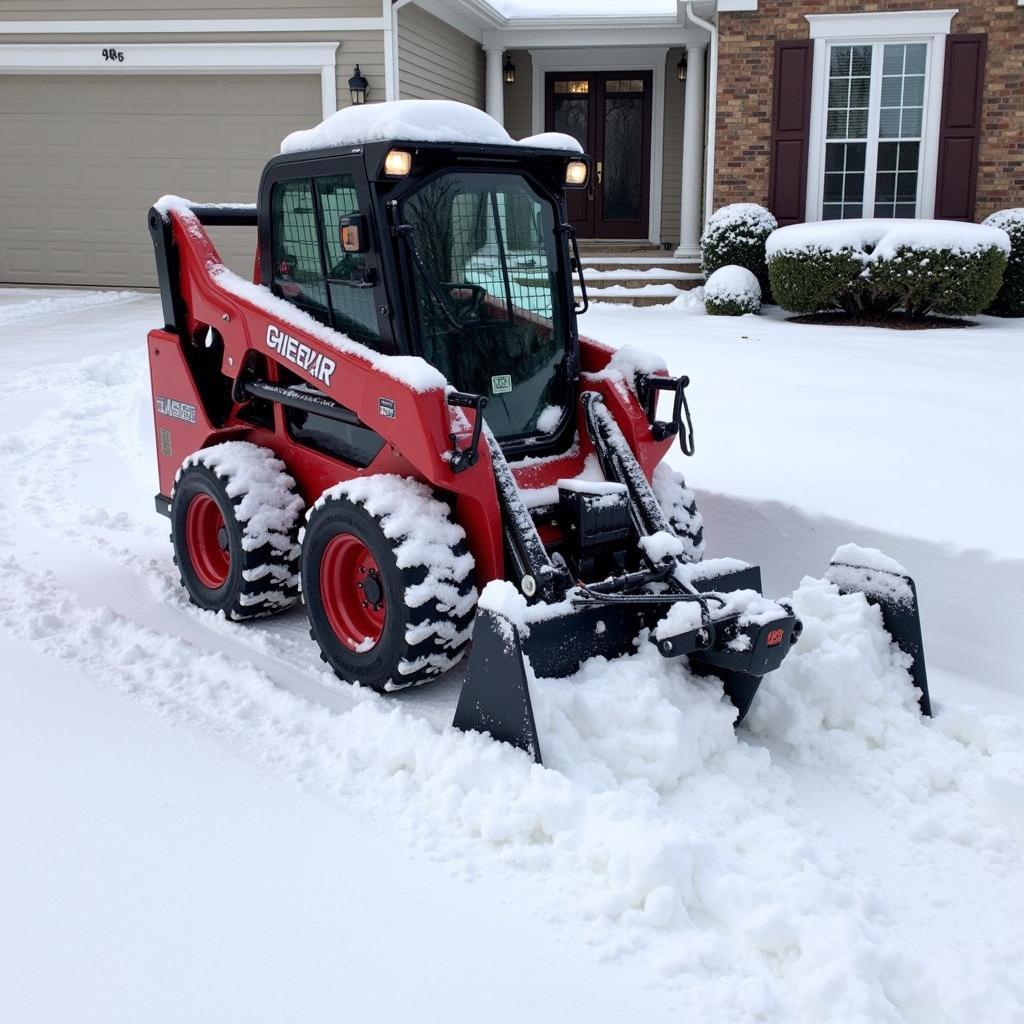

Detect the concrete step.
[
  {"left": 574, "top": 256, "right": 704, "bottom": 305},
  {"left": 575, "top": 282, "right": 701, "bottom": 306}
]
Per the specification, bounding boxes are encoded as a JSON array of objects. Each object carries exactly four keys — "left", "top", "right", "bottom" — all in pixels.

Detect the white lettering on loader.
[{"left": 266, "top": 325, "right": 336, "bottom": 386}]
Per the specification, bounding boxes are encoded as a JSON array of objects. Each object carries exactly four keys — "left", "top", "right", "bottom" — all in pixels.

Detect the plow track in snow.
[{"left": 1, "top": 337, "right": 1023, "bottom": 1023}]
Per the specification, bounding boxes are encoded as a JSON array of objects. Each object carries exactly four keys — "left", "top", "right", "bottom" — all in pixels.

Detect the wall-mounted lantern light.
[
  {"left": 348, "top": 64, "right": 370, "bottom": 104},
  {"left": 677, "top": 52, "right": 687, "bottom": 82},
  {"left": 503, "top": 55, "right": 516, "bottom": 86}
]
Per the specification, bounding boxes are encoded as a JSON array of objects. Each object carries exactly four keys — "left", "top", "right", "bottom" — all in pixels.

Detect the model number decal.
[
  {"left": 378, "top": 397, "right": 396, "bottom": 419},
  {"left": 155, "top": 396, "right": 197, "bottom": 424},
  {"left": 265, "top": 325, "right": 336, "bottom": 386}
]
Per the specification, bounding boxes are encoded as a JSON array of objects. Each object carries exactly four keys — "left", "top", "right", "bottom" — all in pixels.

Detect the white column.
[
  {"left": 676, "top": 42, "right": 708, "bottom": 260},
  {"left": 484, "top": 46, "right": 505, "bottom": 126}
]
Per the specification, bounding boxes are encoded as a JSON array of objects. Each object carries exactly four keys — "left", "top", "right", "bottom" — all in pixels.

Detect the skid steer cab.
[{"left": 146, "top": 100, "right": 930, "bottom": 762}]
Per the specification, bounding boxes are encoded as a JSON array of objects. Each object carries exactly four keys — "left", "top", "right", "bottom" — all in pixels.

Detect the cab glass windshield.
[{"left": 400, "top": 171, "right": 569, "bottom": 441}]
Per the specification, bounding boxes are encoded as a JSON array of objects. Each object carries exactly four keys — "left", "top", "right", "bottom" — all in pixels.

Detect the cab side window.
[
  {"left": 316, "top": 174, "right": 381, "bottom": 345},
  {"left": 270, "top": 179, "right": 328, "bottom": 323}
]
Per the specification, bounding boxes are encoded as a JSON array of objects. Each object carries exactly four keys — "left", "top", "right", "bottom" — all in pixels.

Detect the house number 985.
[{"left": 101, "top": 49, "right": 125, "bottom": 62}]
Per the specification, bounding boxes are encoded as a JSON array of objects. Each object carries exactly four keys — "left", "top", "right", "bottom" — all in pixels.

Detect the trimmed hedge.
[
  {"left": 983, "top": 209, "right": 1024, "bottom": 317},
  {"left": 701, "top": 203, "right": 777, "bottom": 300},
  {"left": 767, "top": 249, "right": 867, "bottom": 315},
  {"left": 704, "top": 264, "right": 761, "bottom": 316},
  {"left": 766, "top": 220, "right": 1009, "bottom": 321},
  {"left": 869, "top": 245, "right": 1007, "bottom": 319}
]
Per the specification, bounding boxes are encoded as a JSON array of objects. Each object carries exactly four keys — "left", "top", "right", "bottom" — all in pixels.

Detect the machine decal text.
[
  {"left": 266, "top": 325, "right": 336, "bottom": 386},
  {"left": 155, "top": 396, "right": 197, "bottom": 424}
]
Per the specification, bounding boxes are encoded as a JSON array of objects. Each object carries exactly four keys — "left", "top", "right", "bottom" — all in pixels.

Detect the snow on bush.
[
  {"left": 703, "top": 265, "right": 761, "bottom": 316},
  {"left": 701, "top": 203, "right": 777, "bottom": 301},
  {"left": 983, "top": 208, "right": 1024, "bottom": 317},
  {"left": 766, "top": 219, "right": 1010, "bottom": 320},
  {"left": 281, "top": 99, "right": 582, "bottom": 155}
]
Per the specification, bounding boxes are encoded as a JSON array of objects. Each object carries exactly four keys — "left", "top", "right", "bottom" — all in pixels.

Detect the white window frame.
[{"left": 805, "top": 10, "right": 956, "bottom": 221}]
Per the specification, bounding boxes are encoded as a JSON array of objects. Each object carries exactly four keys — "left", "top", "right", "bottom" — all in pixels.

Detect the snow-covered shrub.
[
  {"left": 701, "top": 203, "right": 777, "bottom": 300},
  {"left": 983, "top": 208, "right": 1024, "bottom": 317},
  {"left": 703, "top": 265, "right": 761, "bottom": 316},
  {"left": 766, "top": 219, "right": 1010, "bottom": 320}
]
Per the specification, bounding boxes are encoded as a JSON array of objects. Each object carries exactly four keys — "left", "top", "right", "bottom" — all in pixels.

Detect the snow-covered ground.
[{"left": 1, "top": 287, "right": 1022, "bottom": 1023}]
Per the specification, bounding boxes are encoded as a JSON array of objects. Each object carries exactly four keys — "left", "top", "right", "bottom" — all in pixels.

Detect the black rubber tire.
[
  {"left": 171, "top": 458, "right": 301, "bottom": 621},
  {"left": 301, "top": 489, "right": 475, "bottom": 692},
  {"left": 652, "top": 463, "right": 705, "bottom": 562}
]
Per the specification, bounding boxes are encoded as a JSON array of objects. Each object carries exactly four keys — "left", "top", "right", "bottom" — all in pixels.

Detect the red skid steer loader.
[{"left": 146, "top": 101, "right": 930, "bottom": 762}]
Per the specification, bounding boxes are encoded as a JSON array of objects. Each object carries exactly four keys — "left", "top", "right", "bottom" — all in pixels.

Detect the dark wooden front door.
[{"left": 545, "top": 71, "right": 652, "bottom": 239}]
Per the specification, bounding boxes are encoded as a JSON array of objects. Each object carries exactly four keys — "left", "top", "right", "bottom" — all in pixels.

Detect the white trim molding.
[
  {"left": 804, "top": 16, "right": 951, "bottom": 222},
  {"left": 806, "top": 10, "right": 958, "bottom": 39},
  {"left": 529, "top": 47, "right": 669, "bottom": 246},
  {"left": 0, "top": 18, "right": 384, "bottom": 35},
  {"left": 486, "top": 24, "right": 689, "bottom": 49},
  {"left": 0, "top": 42, "right": 340, "bottom": 118}
]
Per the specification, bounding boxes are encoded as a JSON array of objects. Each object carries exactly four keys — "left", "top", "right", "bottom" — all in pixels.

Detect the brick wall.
[{"left": 715, "top": 0, "right": 1024, "bottom": 220}]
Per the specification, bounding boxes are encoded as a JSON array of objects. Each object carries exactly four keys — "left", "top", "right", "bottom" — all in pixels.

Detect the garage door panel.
[{"left": 0, "top": 73, "right": 321, "bottom": 287}]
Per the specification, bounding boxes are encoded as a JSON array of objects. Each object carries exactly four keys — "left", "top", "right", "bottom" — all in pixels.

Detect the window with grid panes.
[
  {"left": 315, "top": 173, "right": 381, "bottom": 345},
  {"left": 270, "top": 179, "right": 328, "bottom": 321},
  {"left": 822, "top": 41, "right": 928, "bottom": 220}
]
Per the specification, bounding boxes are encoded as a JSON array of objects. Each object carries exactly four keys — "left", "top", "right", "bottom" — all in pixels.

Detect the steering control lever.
[
  {"left": 447, "top": 391, "right": 489, "bottom": 473},
  {"left": 637, "top": 373, "right": 696, "bottom": 455}
]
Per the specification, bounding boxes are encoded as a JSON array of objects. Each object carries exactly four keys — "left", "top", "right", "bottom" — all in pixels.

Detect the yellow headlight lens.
[
  {"left": 565, "top": 160, "right": 588, "bottom": 186},
  {"left": 384, "top": 149, "right": 413, "bottom": 177}
]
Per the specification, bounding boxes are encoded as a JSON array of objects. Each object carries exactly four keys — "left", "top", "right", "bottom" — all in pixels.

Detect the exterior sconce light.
[{"left": 348, "top": 64, "right": 370, "bottom": 104}]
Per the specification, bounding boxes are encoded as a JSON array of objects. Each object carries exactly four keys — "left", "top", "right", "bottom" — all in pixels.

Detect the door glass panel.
[
  {"left": 553, "top": 93, "right": 589, "bottom": 150},
  {"left": 602, "top": 95, "right": 643, "bottom": 220},
  {"left": 604, "top": 79, "right": 644, "bottom": 93},
  {"left": 553, "top": 79, "right": 589, "bottom": 94}
]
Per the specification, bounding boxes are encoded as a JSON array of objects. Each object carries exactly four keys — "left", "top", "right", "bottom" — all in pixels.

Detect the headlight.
[
  {"left": 384, "top": 149, "right": 413, "bottom": 177},
  {"left": 565, "top": 160, "right": 588, "bottom": 187}
]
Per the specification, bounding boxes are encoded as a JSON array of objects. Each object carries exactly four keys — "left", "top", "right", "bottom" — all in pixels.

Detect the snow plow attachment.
[
  {"left": 826, "top": 549, "right": 932, "bottom": 716},
  {"left": 453, "top": 563, "right": 800, "bottom": 764}
]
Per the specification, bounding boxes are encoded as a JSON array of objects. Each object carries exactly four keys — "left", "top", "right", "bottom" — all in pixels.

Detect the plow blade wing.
[
  {"left": 827, "top": 558, "right": 931, "bottom": 716},
  {"left": 453, "top": 565, "right": 799, "bottom": 761},
  {"left": 452, "top": 609, "right": 543, "bottom": 763}
]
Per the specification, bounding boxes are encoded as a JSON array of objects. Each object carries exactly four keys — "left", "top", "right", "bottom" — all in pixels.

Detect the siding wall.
[
  {"left": 503, "top": 49, "right": 533, "bottom": 140},
  {"left": 0, "top": 1, "right": 381, "bottom": 18},
  {"left": 397, "top": 5, "right": 483, "bottom": 106},
  {"left": 660, "top": 48, "right": 685, "bottom": 248}
]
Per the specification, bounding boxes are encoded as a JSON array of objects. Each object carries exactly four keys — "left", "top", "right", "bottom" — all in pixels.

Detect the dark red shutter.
[
  {"left": 768, "top": 40, "right": 814, "bottom": 227},
  {"left": 934, "top": 34, "right": 987, "bottom": 221}
]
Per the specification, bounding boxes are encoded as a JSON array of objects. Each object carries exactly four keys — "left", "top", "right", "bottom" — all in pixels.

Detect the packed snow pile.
[
  {"left": 3, "top": 288, "right": 1024, "bottom": 1022},
  {"left": 281, "top": 99, "right": 582, "bottom": 155},
  {"left": 703, "top": 265, "right": 761, "bottom": 316},
  {"left": 766, "top": 219, "right": 1011, "bottom": 261}
]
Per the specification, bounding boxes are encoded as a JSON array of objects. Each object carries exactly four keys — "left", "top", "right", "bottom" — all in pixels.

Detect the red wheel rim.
[
  {"left": 320, "top": 533, "right": 387, "bottom": 653},
  {"left": 185, "top": 493, "right": 231, "bottom": 589}
]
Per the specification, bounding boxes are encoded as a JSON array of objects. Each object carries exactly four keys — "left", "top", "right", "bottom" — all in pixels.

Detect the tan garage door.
[{"left": 0, "top": 73, "right": 321, "bottom": 287}]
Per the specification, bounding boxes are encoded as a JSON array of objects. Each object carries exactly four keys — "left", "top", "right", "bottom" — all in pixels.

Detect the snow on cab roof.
[{"left": 280, "top": 99, "right": 583, "bottom": 156}]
